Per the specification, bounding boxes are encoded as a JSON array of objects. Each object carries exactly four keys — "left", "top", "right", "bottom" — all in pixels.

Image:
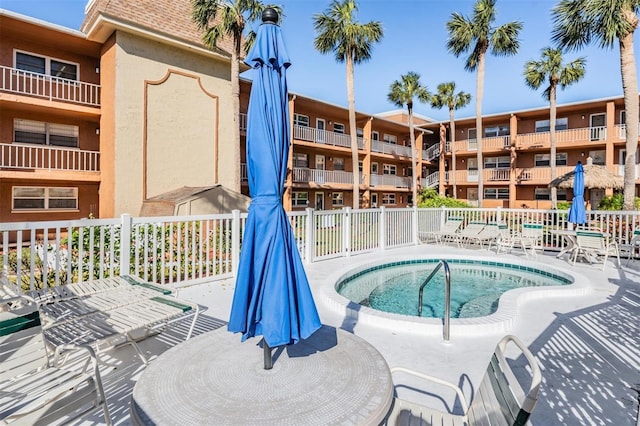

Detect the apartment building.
[
  {"left": 239, "top": 86, "right": 437, "bottom": 211},
  {"left": 420, "top": 97, "right": 635, "bottom": 209},
  {"left": 1, "top": 4, "right": 636, "bottom": 224}
]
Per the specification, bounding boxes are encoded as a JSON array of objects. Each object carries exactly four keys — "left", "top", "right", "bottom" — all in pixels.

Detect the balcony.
[
  {"left": 370, "top": 174, "right": 411, "bottom": 188},
  {"left": 0, "top": 143, "right": 100, "bottom": 172},
  {"left": 516, "top": 165, "right": 574, "bottom": 183},
  {"left": 485, "top": 167, "right": 510, "bottom": 181},
  {"left": 371, "top": 140, "right": 412, "bottom": 157},
  {"left": 293, "top": 125, "right": 365, "bottom": 149},
  {"left": 292, "top": 167, "right": 363, "bottom": 185},
  {"left": 0, "top": 65, "right": 100, "bottom": 107}
]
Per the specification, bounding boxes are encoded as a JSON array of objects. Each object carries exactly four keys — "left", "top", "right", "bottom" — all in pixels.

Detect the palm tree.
[
  {"left": 446, "top": 0, "right": 522, "bottom": 206},
  {"left": 430, "top": 82, "right": 472, "bottom": 196},
  {"left": 524, "top": 47, "right": 586, "bottom": 208},
  {"left": 552, "top": 0, "right": 640, "bottom": 210},
  {"left": 314, "top": 0, "right": 383, "bottom": 208},
  {"left": 191, "top": 0, "right": 273, "bottom": 192},
  {"left": 387, "top": 72, "right": 430, "bottom": 207}
]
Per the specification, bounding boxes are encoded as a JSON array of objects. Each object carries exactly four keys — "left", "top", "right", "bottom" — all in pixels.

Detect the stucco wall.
[{"left": 110, "top": 31, "right": 233, "bottom": 217}]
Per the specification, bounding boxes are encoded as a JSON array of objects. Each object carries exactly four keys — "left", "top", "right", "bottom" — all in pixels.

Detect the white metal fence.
[{"left": 3, "top": 207, "right": 640, "bottom": 291}]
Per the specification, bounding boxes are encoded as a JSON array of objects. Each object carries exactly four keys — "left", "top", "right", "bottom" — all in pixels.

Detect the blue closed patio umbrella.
[
  {"left": 568, "top": 162, "right": 587, "bottom": 226},
  {"left": 228, "top": 8, "right": 321, "bottom": 369}
]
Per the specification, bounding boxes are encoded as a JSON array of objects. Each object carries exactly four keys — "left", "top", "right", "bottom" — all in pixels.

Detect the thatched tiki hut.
[{"left": 549, "top": 157, "right": 623, "bottom": 209}]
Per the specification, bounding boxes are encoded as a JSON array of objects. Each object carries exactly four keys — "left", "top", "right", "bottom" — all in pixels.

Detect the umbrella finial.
[{"left": 262, "top": 7, "right": 278, "bottom": 24}]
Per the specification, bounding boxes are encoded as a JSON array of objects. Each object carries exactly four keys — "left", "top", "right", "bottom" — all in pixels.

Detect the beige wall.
[{"left": 106, "top": 31, "right": 233, "bottom": 216}]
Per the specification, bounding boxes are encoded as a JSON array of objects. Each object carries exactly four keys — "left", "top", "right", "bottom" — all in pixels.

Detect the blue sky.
[{"left": 1, "top": 0, "right": 636, "bottom": 121}]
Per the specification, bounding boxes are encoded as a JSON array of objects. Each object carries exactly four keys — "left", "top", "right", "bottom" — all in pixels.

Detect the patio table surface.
[{"left": 130, "top": 324, "right": 393, "bottom": 425}]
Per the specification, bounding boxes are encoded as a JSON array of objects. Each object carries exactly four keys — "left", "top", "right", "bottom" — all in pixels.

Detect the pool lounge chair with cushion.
[
  {"left": 0, "top": 295, "right": 112, "bottom": 425},
  {"left": 492, "top": 223, "right": 517, "bottom": 254},
  {"left": 573, "top": 230, "right": 620, "bottom": 270},
  {"left": 386, "top": 335, "right": 541, "bottom": 426},
  {"left": 419, "top": 217, "right": 464, "bottom": 244}
]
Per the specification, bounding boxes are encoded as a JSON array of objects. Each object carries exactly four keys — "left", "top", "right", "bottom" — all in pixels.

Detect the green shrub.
[
  {"left": 418, "top": 188, "right": 472, "bottom": 208},
  {"left": 597, "top": 193, "right": 640, "bottom": 210},
  {"left": 556, "top": 201, "right": 571, "bottom": 210}
]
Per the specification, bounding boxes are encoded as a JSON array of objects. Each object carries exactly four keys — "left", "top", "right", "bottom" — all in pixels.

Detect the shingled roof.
[{"left": 81, "top": 0, "right": 235, "bottom": 58}]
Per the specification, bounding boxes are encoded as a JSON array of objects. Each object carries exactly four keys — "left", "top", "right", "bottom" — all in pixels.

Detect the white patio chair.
[
  {"left": 491, "top": 223, "right": 517, "bottom": 254},
  {"left": 419, "top": 217, "right": 464, "bottom": 244},
  {"left": 573, "top": 230, "right": 620, "bottom": 270},
  {"left": 386, "top": 335, "right": 541, "bottom": 426},
  {"left": 465, "top": 222, "right": 501, "bottom": 249},
  {"left": 515, "top": 222, "right": 544, "bottom": 257},
  {"left": 0, "top": 295, "right": 111, "bottom": 425},
  {"left": 453, "top": 221, "right": 486, "bottom": 247},
  {"left": 625, "top": 227, "right": 640, "bottom": 265}
]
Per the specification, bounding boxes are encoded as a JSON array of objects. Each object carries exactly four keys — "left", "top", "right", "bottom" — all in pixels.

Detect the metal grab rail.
[{"left": 418, "top": 260, "right": 451, "bottom": 341}]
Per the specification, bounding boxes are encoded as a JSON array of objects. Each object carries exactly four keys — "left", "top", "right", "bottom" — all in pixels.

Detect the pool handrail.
[{"left": 417, "top": 259, "right": 451, "bottom": 341}]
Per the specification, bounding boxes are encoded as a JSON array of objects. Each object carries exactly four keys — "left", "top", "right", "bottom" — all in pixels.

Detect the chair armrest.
[
  {"left": 496, "top": 335, "right": 542, "bottom": 413},
  {"left": 390, "top": 366, "right": 470, "bottom": 412}
]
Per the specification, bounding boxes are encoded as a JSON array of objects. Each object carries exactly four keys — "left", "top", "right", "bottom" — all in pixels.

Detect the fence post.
[
  {"left": 232, "top": 210, "right": 241, "bottom": 277},
  {"left": 496, "top": 206, "right": 502, "bottom": 223},
  {"left": 305, "top": 208, "right": 314, "bottom": 263},
  {"left": 120, "top": 213, "right": 131, "bottom": 276},
  {"left": 344, "top": 207, "right": 351, "bottom": 257},
  {"left": 380, "top": 206, "right": 386, "bottom": 251},
  {"left": 412, "top": 206, "right": 418, "bottom": 245}
]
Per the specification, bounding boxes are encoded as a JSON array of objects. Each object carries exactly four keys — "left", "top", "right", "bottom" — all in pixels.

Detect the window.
[
  {"left": 484, "top": 125, "right": 509, "bottom": 137},
  {"left": 293, "top": 114, "right": 309, "bottom": 127},
  {"left": 383, "top": 134, "right": 397, "bottom": 144},
  {"left": 383, "top": 164, "right": 397, "bottom": 175},
  {"left": 15, "top": 51, "right": 78, "bottom": 81},
  {"left": 371, "top": 131, "right": 379, "bottom": 141},
  {"left": 371, "top": 162, "right": 379, "bottom": 174},
  {"left": 14, "top": 119, "right": 79, "bottom": 147},
  {"left": 534, "top": 153, "right": 567, "bottom": 167},
  {"left": 12, "top": 187, "right": 78, "bottom": 210},
  {"left": 382, "top": 193, "right": 396, "bottom": 205},
  {"left": 333, "top": 158, "right": 344, "bottom": 171},
  {"left": 293, "top": 153, "right": 308, "bottom": 168},
  {"left": 484, "top": 156, "right": 510, "bottom": 169},
  {"left": 333, "top": 123, "right": 345, "bottom": 134},
  {"left": 292, "top": 192, "right": 308, "bottom": 207},
  {"left": 589, "top": 150, "right": 605, "bottom": 165},
  {"left": 535, "top": 118, "right": 568, "bottom": 132},
  {"left": 484, "top": 188, "right": 509, "bottom": 199},
  {"left": 535, "top": 188, "right": 567, "bottom": 201},
  {"left": 332, "top": 192, "right": 344, "bottom": 206}
]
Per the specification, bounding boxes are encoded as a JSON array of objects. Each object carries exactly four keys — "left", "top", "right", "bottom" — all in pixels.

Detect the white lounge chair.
[
  {"left": 419, "top": 217, "right": 464, "bottom": 244},
  {"left": 465, "top": 222, "right": 501, "bottom": 249},
  {"left": 32, "top": 275, "right": 199, "bottom": 365},
  {"left": 386, "top": 335, "right": 541, "bottom": 426},
  {"left": 454, "top": 221, "right": 486, "bottom": 247},
  {"left": 0, "top": 295, "right": 111, "bottom": 425},
  {"left": 573, "top": 230, "right": 620, "bottom": 270},
  {"left": 492, "top": 223, "right": 517, "bottom": 254}
]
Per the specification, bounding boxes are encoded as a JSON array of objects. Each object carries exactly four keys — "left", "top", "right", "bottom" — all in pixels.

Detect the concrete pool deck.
[{"left": 72, "top": 244, "right": 640, "bottom": 425}]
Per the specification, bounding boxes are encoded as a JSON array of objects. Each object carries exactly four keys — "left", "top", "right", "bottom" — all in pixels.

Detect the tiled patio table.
[{"left": 130, "top": 325, "right": 393, "bottom": 425}]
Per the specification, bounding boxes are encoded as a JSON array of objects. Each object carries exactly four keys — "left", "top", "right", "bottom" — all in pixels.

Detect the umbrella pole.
[{"left": 263, "top": 339, "right": 273, "bottom": 370}]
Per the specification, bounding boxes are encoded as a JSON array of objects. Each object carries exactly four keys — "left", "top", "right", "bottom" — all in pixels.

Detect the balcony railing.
[
  {"left": 239, "top": 113, "right": 247, "bottom": 131},
  {"left": 485, "top": 167, "right": 510, "bottom": 181},
  {"left": 517, "top": 165, "right": 574, "bottom": 182},
  {"left": 292, "top": 167, "right": 363, "bottom": 185},
  {"left": 371, "top": 140, "right": 412, "bottom": 157},
  {"left": 293, "top": 125, "right": 365, "bottom": 149},
  {"left": 0, "top": 143, "right": 100, "bottom": 172},
  {"left": 423, "top": 144, "right": 440, "bottom": 161},
  {"left": 0, "top": 65, "right": 100, "bottom": 107},
  {"left": 370, "top": 174, "right": 411, "bottom": 188}
]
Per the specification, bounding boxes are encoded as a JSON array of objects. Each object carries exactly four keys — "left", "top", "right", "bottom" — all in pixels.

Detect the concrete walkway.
[{"left": 74, "top": 245, "right": 640, "bottom": 425}]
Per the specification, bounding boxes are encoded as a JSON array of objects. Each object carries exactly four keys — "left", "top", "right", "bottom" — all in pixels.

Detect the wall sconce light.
[
  {"left": 461, "top": 159, "right": 465, "bottom": 163},
  {"left": 459, "top": 188, "right": 463, "bottom": 192},
  {"left": 328, "top": 120, "right": 333, "bottom": 125},
  {"left": 581, "top": 115, "right": 585, "bottom": 119},
  {"left": 581, "top": 151, "right": 585, "bottom": 156},
  {"left": 95, "top": 128, "right": 100, "bottom": 135},
  {"left": 328, "top": 157, "right": 332, "bottom": 161}
]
